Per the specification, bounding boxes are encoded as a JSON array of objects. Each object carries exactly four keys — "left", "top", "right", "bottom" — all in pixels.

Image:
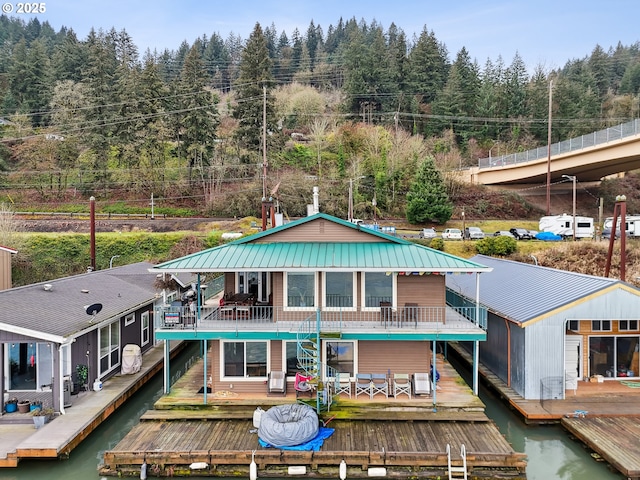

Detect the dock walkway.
[
  {"left": 101, "top": 352, "right": 527, "bottom": 478},
  {"left": 0, "top": 340, "right": 183, "bottom": 467}
]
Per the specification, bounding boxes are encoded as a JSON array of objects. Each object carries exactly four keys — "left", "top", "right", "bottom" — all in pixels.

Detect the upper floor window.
[
  {"left": 619, "top": 320, "right": 638, "bottom": 331},
  {"left": 362, "top": 272, "right": 394, "bottom": 309},
  {"left": 324, "top": 272, "right": 356, "bottom": 309},
  {"left": 592, "top": 320, "right": 612, "bottom": 331},
  {"left": 286, "top": 272, "right": 315, "bottom": 308}
]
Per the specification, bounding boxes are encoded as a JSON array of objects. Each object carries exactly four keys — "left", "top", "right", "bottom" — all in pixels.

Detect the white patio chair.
[
  {"left": 371, "top": 373, "right": 388, "bottom": 398},
  {"left": 336, "top": 372, "right": 352, "bottom": 398},
  {"left": 412, "top": 372, "right": 431, "bottom": 396},
  {"left": 355, "top": 373, "right": 372, "bottom": 399},
  {"left": 393, "top": 373, "right": 411, "bottom": 399}
]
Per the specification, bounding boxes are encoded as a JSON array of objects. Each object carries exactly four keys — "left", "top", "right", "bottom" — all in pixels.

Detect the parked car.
[
  {"left": 441, "top": 228, "right": 463, "bottom": 240},
  {"left": 509, "top": 228, "right": 534, "bottom": 240},
  {"left": 419, "top": 228, "right": 438, "bottom": 239},
  {"left": 464, "top": 227, "right": 485, "bottom": 240},
  {"left": 494, "top": 230, "right": 515, "bottom": 238},
  {"left": 601, "top": 227, "right": 628, "bottom": 239}
]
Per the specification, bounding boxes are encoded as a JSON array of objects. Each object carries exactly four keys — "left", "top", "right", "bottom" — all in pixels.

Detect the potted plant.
[
  {"left": 17, "top": 399, "right": 31, "bottom": 413},
  {"left": 31, "top": 407, "right": 54, "bottom": 429},
  {"left": 30, "top": 400, "right": 43, "bottom": 412},
  {"left": 5, "top": 397, "right": 18, "bottom": 413},
  {"left": 76, "top": 364, "right": 89, "bottom": 392}
]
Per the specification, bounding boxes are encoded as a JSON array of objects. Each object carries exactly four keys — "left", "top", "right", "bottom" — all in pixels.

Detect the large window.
[
  {"left": 325, "top": 341, "right": 355, "bottom": 377},
  {"left": 286, "top": 272, "right": 315, "bottom": 308},
  {"left": 223, "top": 341, "right": 268, "bottom": 378},
  {"left": 324, "top": 272, "right": 355, "bottom": 309},
  {"left": 363, "top": 272, "right": 394, "bottom": 308},
  {"left": 7, "top": 342, "right": 54, "bottom": 392},
  {"left": 99, "top": 322, "right": 120, "bottom": 376}
]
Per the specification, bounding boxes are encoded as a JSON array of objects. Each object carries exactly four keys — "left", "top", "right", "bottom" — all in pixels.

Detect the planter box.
[
  {"left": 33, "top": 415, "right": 50, "bottom": 429},
  {"left": 17, "top": 401, "right": 30, "bottom": 413}
]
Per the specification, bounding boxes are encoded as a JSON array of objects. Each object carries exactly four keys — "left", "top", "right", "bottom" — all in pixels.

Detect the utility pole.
[
  {"left": 546, "top": 80, "right": 553, "bottom": 216},
  {"left": 348, "top": 179, "right": 353, "bottom": 222},
  {"left": 262, "top": 84, "right": 267, "bottom": 201},
  {"left": 562, "top": 175, "right": 577, "bottom": 241}
]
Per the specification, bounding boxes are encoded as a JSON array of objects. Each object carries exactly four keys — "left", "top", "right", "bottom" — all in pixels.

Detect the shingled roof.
[{"left": 0, "top": 262, "right": 159, "bottom": 343}]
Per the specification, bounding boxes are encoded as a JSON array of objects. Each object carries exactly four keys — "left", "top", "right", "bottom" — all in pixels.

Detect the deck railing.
[{"left": 155, "top": 304, "right": 486, "bottom": 333}]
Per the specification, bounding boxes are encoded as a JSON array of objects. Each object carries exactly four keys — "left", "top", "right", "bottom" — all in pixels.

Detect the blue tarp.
[
  {"left": 259, "top": 427, "right": 335, "bottom": 451},
  {"left": 536, "top": 231, "right": 562, "bottom": 241}
]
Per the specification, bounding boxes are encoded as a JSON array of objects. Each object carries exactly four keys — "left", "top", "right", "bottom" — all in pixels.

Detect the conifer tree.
[{"left": 405, "top": 157, "right": 453, "bottom": 224}]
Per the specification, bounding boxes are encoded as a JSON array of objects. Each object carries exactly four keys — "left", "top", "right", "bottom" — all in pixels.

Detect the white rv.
[
  {"left": 603, "top": 215, "right": 640, "bottom": 237},
  {"left": 539, "top": 214, "right": 595, "bottom": 239}
]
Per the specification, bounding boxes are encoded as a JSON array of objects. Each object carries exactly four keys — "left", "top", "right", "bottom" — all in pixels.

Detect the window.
[
  {"left": 592, "top": 320, "right": 612, "bottom": 331},
  {"left": 568, "top": 320, "right": 579, "bottom": 331},
  {"left": 324, "top": 272, "right": 355, "bottom": 309},
  {"left": 141, "top": 311, "right": 150, "bottom": 346},
  {"left": 99, "top": 322, "right": 120, "bottom": 375},
  {"left": 325, "top": 341, "right": 355, "bottom": 377},
  {"left": 124, "top": 313, "right": 135, "bottom": 327},
  {"left": 285, "top": 272, "right": 315, "bottom": 308},
  {"left": 620, "top": 320, "right": 638, "bottom": 331},
  {"left": 222, "top": 341, "right": 267, "bottom": 378},
  {"left": 362, "top": 272, "right": 394, "bottom": 308}
]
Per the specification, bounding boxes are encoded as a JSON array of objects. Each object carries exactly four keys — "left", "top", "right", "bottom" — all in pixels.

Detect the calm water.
[{"left": 0, "top": 346, "right": 624, "bottom": 480}]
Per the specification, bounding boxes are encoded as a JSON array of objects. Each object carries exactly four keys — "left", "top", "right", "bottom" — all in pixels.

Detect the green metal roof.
[{"left": 151, "top": 214, "right": 491, "bottom": 274}]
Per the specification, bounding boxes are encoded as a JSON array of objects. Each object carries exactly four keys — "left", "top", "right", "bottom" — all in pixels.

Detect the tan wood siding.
[
  {"left": 397, "top": 274, "right": 445, "bottom": 307},
  {"left": 254, "top": 219, "right": 390, "bottom": 243},
  {"left": 357, "top": 341, "right": 432, "bottom": 375},
  {"left": 0, "top": 250, "right": 12, "bottom": 291}
]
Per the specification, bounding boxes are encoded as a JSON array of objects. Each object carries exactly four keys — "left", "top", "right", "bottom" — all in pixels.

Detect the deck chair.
[
  {"left": 336, "top": 372, "right": 352, "bottom": 398},
  {"left": 393, "top": 373, "right": 411, "bottom": 399},
  {"left": 294, "top": 372, "right": 314, "bottom": 398},
  {"left": 402, "top": 303, "right": 418, "bottom": 327},
  {"left": 412, "top": 372, "right": 431, "bottom": 396},
  {"left": 267, "top": 371, "right": 286, "bottom": 396},
  {"left": 355, "top": 373, "right": 373, "bottom": 399},
  {"left": 371, "top": 373, "right": 389, "bottom": 398}
]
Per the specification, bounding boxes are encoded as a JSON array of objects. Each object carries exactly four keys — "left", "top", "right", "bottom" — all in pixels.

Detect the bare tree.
[{"left": 0, "top": 203, "right": 21, "bottom": 248}]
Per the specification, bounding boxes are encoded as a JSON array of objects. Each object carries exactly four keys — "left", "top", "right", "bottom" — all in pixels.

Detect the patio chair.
[
  {"left": 371, "top": 373, "right": 389, "bottom": 398},
  {"left": 267, "top": 371, "right": 287, "bottom": 396},
  {"left": 336, "top": 372, "right": 352, "bottom": 398},
  {"left": 235, "top": 305, "right": 250, "bottom": 320},
  {"left": 294, "top": 372, "right": 314, "bottom": 399},
  {"left": 412, "top": 372, "right": 431, "bottom": 396},
  {"left": 393, "top": 373, "right": 411, "bottom": 399},
  {"left": 355, "top": 373, "right": 373, "bottom": 399}
]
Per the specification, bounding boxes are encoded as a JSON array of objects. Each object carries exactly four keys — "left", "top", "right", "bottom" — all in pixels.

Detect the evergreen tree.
[
  {"left": 233, "top": 23, "right": 276, "bottom": 161},
  {"left": 405, "top": 157, "right": 453, "bottom": 224}
]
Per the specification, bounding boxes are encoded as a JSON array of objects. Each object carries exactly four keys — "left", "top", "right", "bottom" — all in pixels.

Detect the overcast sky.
[{"left": 7, "top": 0, "right": 640, "bottom": 71}]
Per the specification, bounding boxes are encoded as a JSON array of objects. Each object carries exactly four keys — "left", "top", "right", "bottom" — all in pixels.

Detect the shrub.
[{"left": 429, "top": 238, "right": 445, "bottom": 251}]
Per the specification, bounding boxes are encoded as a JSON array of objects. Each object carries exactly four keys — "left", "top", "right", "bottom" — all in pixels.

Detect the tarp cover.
[
  {"left": 259, "top": 427, "right": 334, "bottom": 451},
  {"left": 121, "top": 344, "right": 142, "bottom": 374},
  {"left": 258, "top": 403, "right": 319, "bottom": 447}
]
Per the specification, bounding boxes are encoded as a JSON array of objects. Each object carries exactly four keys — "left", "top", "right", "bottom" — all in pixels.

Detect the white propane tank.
[{"left": 93, "top": 379, "right": 103, "bottom": 391}]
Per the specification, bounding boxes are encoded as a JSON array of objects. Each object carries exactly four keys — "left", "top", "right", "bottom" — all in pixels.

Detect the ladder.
[{"left": 446, "top": 443, "right": 467, "bottom": 480}]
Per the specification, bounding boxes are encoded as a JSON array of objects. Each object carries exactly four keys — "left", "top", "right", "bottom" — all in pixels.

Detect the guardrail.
[
  {"left": 16, "top": 211, "right": 168, "bottom": 219},
  {"left": 478, "top": 118, "right": 640, "bottom": 169}
]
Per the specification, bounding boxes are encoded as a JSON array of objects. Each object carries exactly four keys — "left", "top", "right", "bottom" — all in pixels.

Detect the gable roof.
[
  {"left": 0, "top": 262, "right": 159, "bottom": 344},
  {"left": 151, "top": 213, "right": 492, "bottom": 274},
  {"left": 446, "top": 254, "right": 638, "bottom": 324}
]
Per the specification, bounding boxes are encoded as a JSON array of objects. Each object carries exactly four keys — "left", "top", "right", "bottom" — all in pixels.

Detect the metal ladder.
[{"left": 446, "top": 443, "right": 467, "bottom": 480}]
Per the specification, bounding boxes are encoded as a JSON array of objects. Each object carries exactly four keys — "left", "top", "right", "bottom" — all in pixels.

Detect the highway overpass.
[{"left": 460, "top": 119, "right": 640, "bottom": 185}]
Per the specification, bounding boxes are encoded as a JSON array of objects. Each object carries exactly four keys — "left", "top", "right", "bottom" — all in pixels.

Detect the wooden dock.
[
  {"left": 100, "top": 353, "right": 527, "bottom": 478},
  {"left": 562, "top": 416, "right": 640, "bottom": 479},
  {"left": 100, "top": 417, "right": 526, "bottom": 478}
]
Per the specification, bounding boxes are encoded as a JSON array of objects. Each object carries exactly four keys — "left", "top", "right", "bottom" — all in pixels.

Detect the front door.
[{"left": 238, "top": 272, "right": 269, "bottom": 303}]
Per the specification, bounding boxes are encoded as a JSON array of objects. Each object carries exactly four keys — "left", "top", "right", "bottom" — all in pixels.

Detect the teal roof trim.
[{"left": 155, "top": 331, "right": 487, "bottom": 342}]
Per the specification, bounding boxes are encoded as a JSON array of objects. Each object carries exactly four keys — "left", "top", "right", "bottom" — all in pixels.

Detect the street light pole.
[{"left": 562, "top": 174, "right": 577, "bottom": 241}]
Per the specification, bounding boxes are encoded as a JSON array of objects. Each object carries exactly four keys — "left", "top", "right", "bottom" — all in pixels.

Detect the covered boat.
[{"left": 257, "top": 403, "right": 319, "bottom": 447}]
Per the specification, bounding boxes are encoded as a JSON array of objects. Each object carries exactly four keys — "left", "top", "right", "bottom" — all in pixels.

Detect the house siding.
[
  {"left": 256, "top": 219, "right": 391, "bottom": 244},
  {"left": 357, "top": 341, "right": 432, "bottom": 374}
]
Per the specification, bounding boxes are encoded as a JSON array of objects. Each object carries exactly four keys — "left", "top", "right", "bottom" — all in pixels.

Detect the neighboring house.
[
  {"left": 1, "top": 262, "right": 162, "bottom": 414},
  {"left": 447, "top": 255, "right": 640, "bottom": 400},
  {"left": 151, "top": 213, "right": 492, "bottom": 403},
  {"left": 0, "top": 245, "right": 18, "bottom": 291}
]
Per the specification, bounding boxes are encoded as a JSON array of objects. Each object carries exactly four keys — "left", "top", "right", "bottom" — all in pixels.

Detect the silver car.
[{"left": 419, "top": 228, "right": 437, "bottom": 239}]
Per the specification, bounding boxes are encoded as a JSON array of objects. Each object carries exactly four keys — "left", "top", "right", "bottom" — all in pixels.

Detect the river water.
[{"left": 0, "top": 344, "right": 624, "bottom": 480}]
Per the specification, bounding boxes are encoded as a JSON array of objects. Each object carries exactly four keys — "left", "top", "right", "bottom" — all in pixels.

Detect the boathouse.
[
  {"left": 150, "top": 213, "right": 492, "bottom": 405},
  {"left": 0, "top": 262, "right": 165, "bottom": 414},
  {"left": 447, "top": 255, "right": 640, "bottom": 400}
]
